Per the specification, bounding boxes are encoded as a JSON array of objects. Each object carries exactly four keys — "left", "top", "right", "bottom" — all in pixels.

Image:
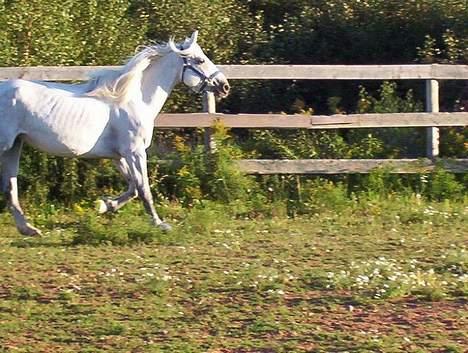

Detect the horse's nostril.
[{"left": 223, "top": 84, "right": 230, "bottom": 92}]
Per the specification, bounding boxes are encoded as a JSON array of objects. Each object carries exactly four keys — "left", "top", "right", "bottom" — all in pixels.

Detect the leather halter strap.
[{"left": 181, "top": 57, "right": 222, "bottom": 93}]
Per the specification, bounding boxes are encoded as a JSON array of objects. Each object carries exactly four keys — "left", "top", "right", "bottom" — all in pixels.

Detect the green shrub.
[
  {"left": 158, "top": 123, "right": 255, "bottom": 206},
  {"left": 300, "top": 178, "right": 350, "bottom": 214},
  {"left": 427, "top": 168, "right": 465, "bottom": 201}
]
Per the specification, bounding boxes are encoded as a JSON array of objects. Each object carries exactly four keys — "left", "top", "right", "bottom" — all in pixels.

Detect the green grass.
[{"left": 0, "top": 197, "right": 466, "bottom": 352}]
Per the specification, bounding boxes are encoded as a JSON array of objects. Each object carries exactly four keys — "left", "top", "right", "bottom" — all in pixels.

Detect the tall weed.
[{"left": 157, "top": 123, "right": 256, "bottom": 206}]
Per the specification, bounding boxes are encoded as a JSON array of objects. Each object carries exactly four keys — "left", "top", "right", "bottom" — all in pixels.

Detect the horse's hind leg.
[
  {"left": 97, "top": 157, "right": 138, "bottom": 214},
  {"left": 0, "top": 139, "right": 41, "bottom": 236}
]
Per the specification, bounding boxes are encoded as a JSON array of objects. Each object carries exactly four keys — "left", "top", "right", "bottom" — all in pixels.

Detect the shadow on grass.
[
  {"left": 7, "top": 199, "right": 243, "bottom": 249},
  {"left": 8, "top": 216, "right": 185, "bottom": 248},
  {"left": 9, "top": 237, "right": 66, "bottom": 249}
]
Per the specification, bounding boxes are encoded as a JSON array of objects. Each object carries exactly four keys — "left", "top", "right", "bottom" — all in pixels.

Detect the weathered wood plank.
[
  {"left": 1, "top": 64, "right": 467, "bottom": 81},
  {"left": 202, "top": 92, "right": 217, "bottom": 151},
  {"left": 309, "top": 112, "right": 468, "bottom": 129},
  {"left": 237, "top": 159, "right": 468, "bottom": 174},
  {"left": 219, "top": 64, "right": 468, "bottom": 80},
  {"left": 156, "top": 113, "right": 312, "bottom": 128},
  {"left": 426, "top": 79, "right": 440, "bottom": 158},
  {"left": 433, "top": 64, "right": 468, "bottom": 80},
  {"left": 156, "top": 112, "right": 468, "bottom": 129}
]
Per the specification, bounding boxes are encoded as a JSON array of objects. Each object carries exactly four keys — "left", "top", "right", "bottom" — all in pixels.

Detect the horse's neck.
[{"left": 134, "top": 53, "right": 181, "bottom": 122}]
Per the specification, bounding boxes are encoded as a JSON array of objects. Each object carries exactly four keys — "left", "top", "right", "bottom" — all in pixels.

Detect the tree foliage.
[{"left": 0, "top": 0, "right": 147, "bottom": 66}]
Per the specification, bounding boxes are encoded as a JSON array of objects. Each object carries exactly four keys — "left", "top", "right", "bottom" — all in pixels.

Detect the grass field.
[{"left": 0, "top": 197, "right": 466, "bottom": 353}]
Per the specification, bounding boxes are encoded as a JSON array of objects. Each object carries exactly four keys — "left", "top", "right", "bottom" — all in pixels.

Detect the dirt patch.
[{"left": 318, "top": 297, "right": 466, "bottom": 336}]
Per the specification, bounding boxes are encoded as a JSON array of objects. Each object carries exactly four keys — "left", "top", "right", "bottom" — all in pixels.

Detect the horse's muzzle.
[
  {"left": 202, "top": 70, "right": 229, "bottom": 98},
  {"left": 214, "top": 79, "right": 230, "bottom": 98}
]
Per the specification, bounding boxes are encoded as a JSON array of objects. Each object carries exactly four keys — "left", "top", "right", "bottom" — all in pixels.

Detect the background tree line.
[{"left": 0, "top": 0, "right": 466, "bottom": 205}]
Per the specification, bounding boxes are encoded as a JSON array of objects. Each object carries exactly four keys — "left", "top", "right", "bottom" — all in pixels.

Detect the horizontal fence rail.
[
  {"left": 237, "top": 159, "right": 468, "bottom": 174},
  {"left": 220, "top": 64, "right": 468, "bottom": 80},
  {"left": 1, "top": 64, "right": 467, "bottom": 174},
  {"left": 1, "top": 64, "right": 468, "bottom": 81},
  {"left": 157, "top": 112, "right": 468, "bottom": 129}
]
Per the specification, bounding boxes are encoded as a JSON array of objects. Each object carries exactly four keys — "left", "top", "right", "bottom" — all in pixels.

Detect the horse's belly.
[
  {"left": 22, "top": 115, "right": 114, "bottom": 157},
  {"left": 22, "top": 132, "right": 107, "bottom": 157},
  {"left": 20, "top": 94, "right": 116, "bottom": 157}
]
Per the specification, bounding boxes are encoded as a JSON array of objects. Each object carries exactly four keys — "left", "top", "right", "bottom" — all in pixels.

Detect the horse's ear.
[
  {"left": 169, "top": 31, "right": 198, "bottom": 54},
  {"left": 190, "top": 31, "right": 198, "bottom": 45}
]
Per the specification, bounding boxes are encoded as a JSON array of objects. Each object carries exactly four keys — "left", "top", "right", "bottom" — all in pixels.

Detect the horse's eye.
[{"left": 196, "top": 58, "right": 205, "bottom": 65}]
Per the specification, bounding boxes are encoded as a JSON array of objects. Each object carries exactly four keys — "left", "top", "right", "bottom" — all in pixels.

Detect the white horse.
[{"left": 0, "top": 31, "right": 230, "bottom": 236}]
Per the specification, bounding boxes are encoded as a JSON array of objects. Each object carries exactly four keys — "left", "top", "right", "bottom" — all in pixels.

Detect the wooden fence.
[{"left": 1, "top": 64, "right": 467, "bottom": 174}]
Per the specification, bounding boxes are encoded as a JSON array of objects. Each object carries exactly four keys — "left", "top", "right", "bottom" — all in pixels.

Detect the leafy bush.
[
  {"left": 157, "top": 123, "right": 256, "bottom": 206},
  {"left": 427, "top": 168, "right": 465, "bottom": 201}
]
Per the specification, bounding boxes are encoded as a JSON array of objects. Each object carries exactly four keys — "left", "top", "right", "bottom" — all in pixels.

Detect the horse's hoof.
[
  {"left": 96, "top": 199, "right": 108, "bottom": 214},
  {"left": 158, "top": 222, "right": 172, "bottom": 232},
  {"left": 20, "top": 224, "right": 42, "bottom": 237}
]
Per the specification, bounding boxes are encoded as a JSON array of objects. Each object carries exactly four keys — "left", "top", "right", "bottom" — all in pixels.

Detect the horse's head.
[{"left": 169, "top": 31, "right": 230, "bottom": 98}]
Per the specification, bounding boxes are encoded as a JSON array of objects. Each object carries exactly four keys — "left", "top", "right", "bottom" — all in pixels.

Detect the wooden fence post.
[
  {"left": 425, "top": 79, "right": 440, "bottom": 158},
  {"left": 202, "top": 91, "right": 216, "bottom": 151}
]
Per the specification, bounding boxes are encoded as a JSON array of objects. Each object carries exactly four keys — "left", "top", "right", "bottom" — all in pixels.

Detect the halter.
[{"left": 181, "top": 57, "right": 223, "bottom": 93}]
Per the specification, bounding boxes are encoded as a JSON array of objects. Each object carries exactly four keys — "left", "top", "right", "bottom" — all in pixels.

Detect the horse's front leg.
[
  {"left": 124, "top": 149, "right": 171, "bottom": 231},
  {"left": 0, "top": 139, "right": 41, "bottom": 236},
  {"left": 97, "top": 158, "right": 138, "bottom": 214}
]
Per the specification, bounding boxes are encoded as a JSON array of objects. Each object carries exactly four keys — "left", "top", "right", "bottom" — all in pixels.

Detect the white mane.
[{"left": 85, "top": 41, "right": 176, "bottom": 104}]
